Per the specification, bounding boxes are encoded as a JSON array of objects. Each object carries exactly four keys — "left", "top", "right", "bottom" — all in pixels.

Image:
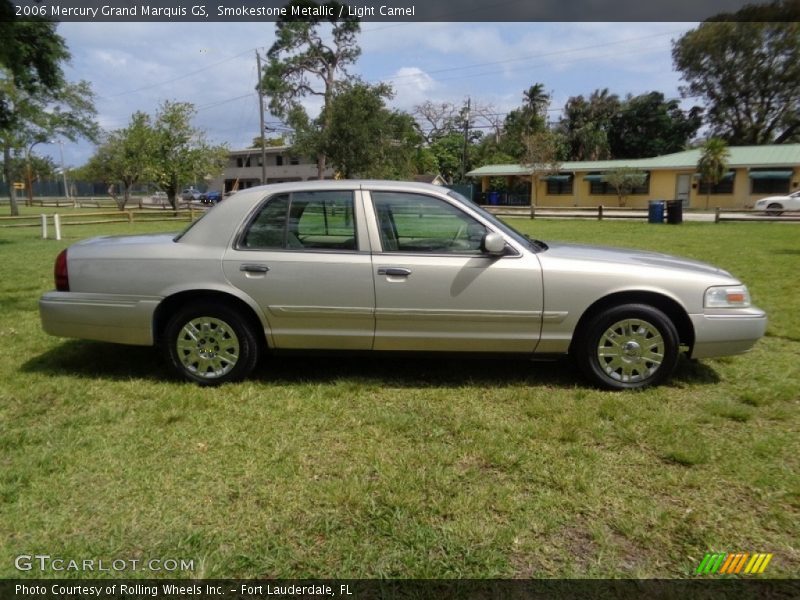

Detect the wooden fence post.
[{"left": 598, "top": 205, "right": 604, "bottom": 221}]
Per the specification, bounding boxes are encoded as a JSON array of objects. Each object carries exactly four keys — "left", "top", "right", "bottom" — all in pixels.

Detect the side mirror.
[{"left": 481, "top": 232, "right": 506, "bottom": 256}]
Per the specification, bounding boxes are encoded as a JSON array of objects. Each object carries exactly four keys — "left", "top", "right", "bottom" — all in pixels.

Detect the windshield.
[{"left": 446, "top": 190, "right": 546, "bottom": 251}]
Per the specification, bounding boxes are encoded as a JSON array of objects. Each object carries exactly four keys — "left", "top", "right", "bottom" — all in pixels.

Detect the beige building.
[
  {"left": 467, "top": 144, "right": 800, "bottom": 209},
  {"left": 208, "top": 147, "right": 334, "bottom": 193}
]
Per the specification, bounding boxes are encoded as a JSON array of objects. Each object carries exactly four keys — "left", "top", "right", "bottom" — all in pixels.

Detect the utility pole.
[
  {"left": 56, "top": 139, "right": 71, "bottom": 206},
  {"left": 460, "top": 96, "right": 471, "bottom": 183},
  {"left": 256, "top": 50, "right": 267, "bottom": 185}
]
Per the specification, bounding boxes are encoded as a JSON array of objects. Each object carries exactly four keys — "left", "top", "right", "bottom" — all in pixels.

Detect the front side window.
[
  {"left": 371, "top": 192, "right": 487, "bottom": 254},
  {"left": 241, "top": 191, "right": 356, "bottom": 251}
]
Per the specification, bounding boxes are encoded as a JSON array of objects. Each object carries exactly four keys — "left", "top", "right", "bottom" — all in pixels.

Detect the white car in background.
[{"left": 754, "top": 190, "right": 800, "bottom": 215}]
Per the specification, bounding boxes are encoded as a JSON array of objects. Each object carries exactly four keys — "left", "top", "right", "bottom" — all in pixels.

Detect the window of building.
[
  {"left": 290, "top": 156, "right": 300, "bottom": 165},
  {"left": 697, "top": 172, "right": 735, "bottom": 195},
  {"left": 545, "top": 175, "right": 573, "bottom": 195},
  {"left": 588, "top": 172, "right": 650, "bottom": 195},
  {"left": 750, "top": 170, "right": 792, "bottom": 195},
  {"left": 276, "top": 155, "right": 283, "bottom": 166}
]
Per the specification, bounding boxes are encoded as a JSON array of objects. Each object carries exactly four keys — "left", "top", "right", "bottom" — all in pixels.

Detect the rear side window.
[{"left": 241, "top": 191, "right": 356, "bottom": 251}]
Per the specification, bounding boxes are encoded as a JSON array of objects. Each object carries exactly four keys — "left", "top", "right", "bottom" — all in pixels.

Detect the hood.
[{"left": 541, "top": 241, "right": 732, "bottom": 278}]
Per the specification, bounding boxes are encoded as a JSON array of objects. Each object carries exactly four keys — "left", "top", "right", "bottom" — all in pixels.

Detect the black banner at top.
[{"left": 5, "top": 0, "right": 798, "bottom": 23}]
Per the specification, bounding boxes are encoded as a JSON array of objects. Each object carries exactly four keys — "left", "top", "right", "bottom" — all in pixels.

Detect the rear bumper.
[
  {"left": 39, "top": 292, "right": 160, "bottom": 346},
  {"left": 690, "top": 308, "right": 767, "bottom": 359}
]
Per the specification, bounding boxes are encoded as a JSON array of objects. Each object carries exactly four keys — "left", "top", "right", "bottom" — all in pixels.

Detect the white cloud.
[{"left": 388, "top": 67, "right": 439, "bottom": 109}]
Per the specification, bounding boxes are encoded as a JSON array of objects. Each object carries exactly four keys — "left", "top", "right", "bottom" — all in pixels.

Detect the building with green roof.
[{"left": 466, "top": 144, "right": 800, "bottom": 209}]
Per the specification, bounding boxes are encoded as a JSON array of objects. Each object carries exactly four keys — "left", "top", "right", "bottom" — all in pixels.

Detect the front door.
[
  {"left": 368, "top": 191, "right": 542, "bottom": 353},
  {"left": 676, "top": 174, "right": 691, "bottom": 207},
  {"left": 223, "top": 189, "right": 375, "bottom": 349}
]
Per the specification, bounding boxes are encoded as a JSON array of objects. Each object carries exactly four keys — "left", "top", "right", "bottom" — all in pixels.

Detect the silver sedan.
[{"left": 39, "top": 180, "right": 767, "bottom": 389}]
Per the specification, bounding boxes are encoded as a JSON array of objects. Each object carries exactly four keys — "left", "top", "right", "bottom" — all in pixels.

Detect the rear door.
[{"left": 222, "top": 189, "right": 375, "bottom": 349}]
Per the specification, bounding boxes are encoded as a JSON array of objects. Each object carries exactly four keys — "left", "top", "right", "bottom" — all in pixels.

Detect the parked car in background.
[
  {"left": 753, "top": 190, "right": 800, "bottom": 215},
  {"left": 39, "top": 180, "right": 766, "bottom": 389},
  {"left": 181, "top": 187, "right": 201, "bottom": 202},
  {"left": 200, "top": 190, "right": 222, "bottom": 205}
]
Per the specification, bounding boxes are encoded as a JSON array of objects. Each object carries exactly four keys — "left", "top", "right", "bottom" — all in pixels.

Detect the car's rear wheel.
[
  {"left": 574, "top": 304, "right": 679, "bottom": 390},
  {"left": 766, "top": 203, "right": 784, "bottom": 216},
  {"left": 163, "top": 302, "right": 259, "bottom": 385}
]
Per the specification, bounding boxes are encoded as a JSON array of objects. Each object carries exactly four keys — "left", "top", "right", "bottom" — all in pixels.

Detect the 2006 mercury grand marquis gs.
[{"left": 39, "top": 180, "right": 767, "bottom": 389}]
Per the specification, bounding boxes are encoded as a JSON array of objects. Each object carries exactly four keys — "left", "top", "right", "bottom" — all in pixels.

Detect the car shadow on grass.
[
  {"left": 22, "top": 340, "right": 169, "bottom": 382},
  {"left": 23, "top": 341, "right": 721, "bottom": 389}
]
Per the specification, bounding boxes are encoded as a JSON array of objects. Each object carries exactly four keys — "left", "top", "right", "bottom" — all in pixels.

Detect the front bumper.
[
  {"left": 39, "top": 292, "right": 160, "bottom": 346},
  {"left": 689, "top": 307, "right": 767, "bottom": 359}
]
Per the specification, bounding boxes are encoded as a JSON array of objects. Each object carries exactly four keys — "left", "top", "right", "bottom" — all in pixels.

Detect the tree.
[
  {"left": 672, "top": 2, "right": 800, "bottom": 144},
  {"left": 259, "top": 0, "right": 360, "bottom": 178},
  {"left": 500, "top": 84, "right": 551, "bottom": 159},
  {"left": 608, "top": 92, "right": 701, "bottom": 158},
  {"left": 147, "top": 101, "right": 228, "bottom": 210},
  {"left": 520, "top": 130, "right": 563, "bottom": 217},
  {"left": 413, "top": 101, "right": 461, "bottom": 144},
  {"left": 320, "top": 82, "right": 424, "bottom": 179},
  {"left": 83, "top": 112, "right": 153, "bottom": 210},
  {"left": 250, "top": 135, "right": 286, "bottom": 148},
  {"left": 0, "top": 3, "right": 69, "bottom": 129},
  {"left": 557, "top": 89, "right": 620, "bottom": 161},
  {"left": 697, "top": 138, "right": 730, "bottom": 209},
  {"left": 1, "top": 11, "right": 98, "bottom": 215},
  {"left": 604, "top": 168, "right": 648, "bottom": 207}
]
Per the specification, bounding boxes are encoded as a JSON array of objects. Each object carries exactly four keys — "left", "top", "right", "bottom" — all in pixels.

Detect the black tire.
[
  {"left": 766, "top": 203, "right": 784, "bottom": 216},
  {"left": 162, "top": 302, "right": 260, "bottom": 385},
  {"left": 574, "top": 303, "right": 679, "bottom": 390}
]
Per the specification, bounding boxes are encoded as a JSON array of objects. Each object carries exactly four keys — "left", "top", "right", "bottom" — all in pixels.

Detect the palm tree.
[{"left": 697, "top": 138, "right": 730, "bottom": 209}]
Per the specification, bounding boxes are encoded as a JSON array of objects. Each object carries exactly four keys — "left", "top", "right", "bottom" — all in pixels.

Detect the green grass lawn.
[{"left": 0, "top": 210, "right": 798, "bottom": 579}]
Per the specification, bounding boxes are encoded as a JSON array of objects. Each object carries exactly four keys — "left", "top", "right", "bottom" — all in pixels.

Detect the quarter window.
[
  {"left": 241, "top": 191, "right": 356, "bottom": 251},
  {"left": 371, "top": 192, "right": 487, "bottom": 254}
]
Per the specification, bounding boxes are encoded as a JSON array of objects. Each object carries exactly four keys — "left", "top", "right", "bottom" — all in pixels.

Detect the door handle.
[
  {"left": 240, "top": 264, "right": 270, "bottom": 273},
  {"left": 378, "top": 267, "right": 412, "bottom": 277}
]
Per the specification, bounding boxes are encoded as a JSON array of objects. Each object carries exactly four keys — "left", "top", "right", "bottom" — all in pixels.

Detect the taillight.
[{"left": 55, "top": 249, "right": 69, "bottom": 291}]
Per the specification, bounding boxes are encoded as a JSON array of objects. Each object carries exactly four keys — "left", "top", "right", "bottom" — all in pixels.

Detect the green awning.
[
  {"left": 544, "top": 175, "right": 572, "bottom": 182},
  {"left": 583, "top": 174, "right": 605, "bottom": 182},
  {"left": 748, "top": 170, "right": 793, "bottom": 180}
]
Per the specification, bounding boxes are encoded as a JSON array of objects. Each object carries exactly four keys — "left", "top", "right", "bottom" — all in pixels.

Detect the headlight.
[{"left": 705, "top": 285, "right": 751, "bottom": 308}]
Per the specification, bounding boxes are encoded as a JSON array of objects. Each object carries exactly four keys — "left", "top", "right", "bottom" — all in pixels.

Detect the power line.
[
  {"left": 377, "top": 30, "right": 680, "bottom": 85},
  {"left": 101, "top": 47, "right": 258, "bottom": 99}
]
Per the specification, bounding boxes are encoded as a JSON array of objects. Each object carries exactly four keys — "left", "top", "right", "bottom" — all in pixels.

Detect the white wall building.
[{"left": 208, "top": 147, "right": 334, "bottom": 193}]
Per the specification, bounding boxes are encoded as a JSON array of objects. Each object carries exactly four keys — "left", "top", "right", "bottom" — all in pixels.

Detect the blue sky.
[{"left": 47, "top": 21, "right": 697, "bottom": 168}]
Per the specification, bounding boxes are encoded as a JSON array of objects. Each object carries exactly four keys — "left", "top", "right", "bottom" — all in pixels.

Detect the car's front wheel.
[
  {"left": 163, "top": 302, "right": 260, "bottom": 385},
  {"left": 766, "top": 202, "right": 784, "bottom": 216},
  {"left": 574, "top": 304, "right": 679, "bottom": 390}
]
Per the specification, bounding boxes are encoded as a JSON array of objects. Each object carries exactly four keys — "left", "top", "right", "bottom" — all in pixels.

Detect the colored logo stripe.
[{"left": 695, "top": 553, "right": 773, "bottom": 575}]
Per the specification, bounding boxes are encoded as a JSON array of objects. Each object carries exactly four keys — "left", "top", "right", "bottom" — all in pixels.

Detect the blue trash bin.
[
  {"left": 648, "top": 200, "right": 665, "bottom": 224},
  {"left": 487, "top": 191, "right": 500, "bottom": 205}
]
